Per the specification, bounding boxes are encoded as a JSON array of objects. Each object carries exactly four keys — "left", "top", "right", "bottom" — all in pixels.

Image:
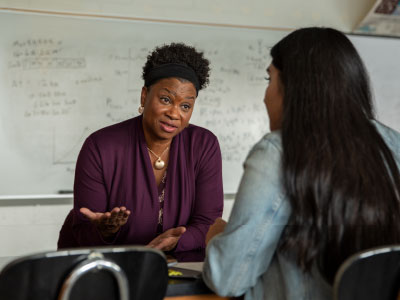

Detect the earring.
[{"left": 138, "top": 106, "right": 144, "bottom": 114}]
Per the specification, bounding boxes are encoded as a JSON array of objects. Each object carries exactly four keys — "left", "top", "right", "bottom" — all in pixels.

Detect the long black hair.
[{"left": 273, "top": 27, "right": 400, "bottom": 282}]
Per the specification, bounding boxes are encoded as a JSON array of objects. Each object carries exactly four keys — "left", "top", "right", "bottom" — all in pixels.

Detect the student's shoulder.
[
  {"left": 373, "top": 120, "right": 400, "bottom": 152},
  {"left": 250, "top": 130, "right": 282, "bottom": 156},
  {"left": 243, "top": 131, "right": 283, "bottom": 177}
]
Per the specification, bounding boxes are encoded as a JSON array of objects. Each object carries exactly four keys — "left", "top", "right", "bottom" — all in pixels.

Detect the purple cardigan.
[{"left": 58, "top": 115, "right": 223, "bottom": 251}]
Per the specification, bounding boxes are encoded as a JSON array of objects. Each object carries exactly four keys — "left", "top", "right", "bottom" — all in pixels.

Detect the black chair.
[
  {"left": 0, "top": 246, "right": 168, "bottom": 300},
  {"left": 333, "top": 245, "right": 400, "bottom": 300}
]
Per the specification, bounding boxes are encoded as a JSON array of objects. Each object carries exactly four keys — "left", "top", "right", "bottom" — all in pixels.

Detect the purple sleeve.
[
  {"left": 175, "top": 135, "right": 224, "bottom": 251},
  {"left": 72, "top": 136, "right": 118, "bottom": 246}
]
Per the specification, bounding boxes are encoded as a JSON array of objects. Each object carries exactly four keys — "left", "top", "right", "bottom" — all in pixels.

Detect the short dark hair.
[{"left": 142, "top": 43, "right": 210, "bottom": 91}]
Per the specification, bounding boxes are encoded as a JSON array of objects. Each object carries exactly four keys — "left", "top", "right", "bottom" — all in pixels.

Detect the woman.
[
  {"left": 203, "top": 27, "right": 400, "bottom": 299},
  {"left": 58, "top": 43, "right": 223, "bottom": 252}
]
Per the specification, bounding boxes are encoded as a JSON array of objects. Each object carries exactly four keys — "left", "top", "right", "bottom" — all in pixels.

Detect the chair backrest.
[
  {"left": 333, "top": 245, "right": 400, "bottom": 300},
  {"left": 0, "top": 246, "right": 168, "bottom": 300}
]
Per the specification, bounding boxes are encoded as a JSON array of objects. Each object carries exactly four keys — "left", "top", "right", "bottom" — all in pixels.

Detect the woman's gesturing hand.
[
  {"left": 80, "top": 206, "right": 131, "bottom": 239},
  {"left": 147, "top": 226, "right": 186, "bottom": 251}
]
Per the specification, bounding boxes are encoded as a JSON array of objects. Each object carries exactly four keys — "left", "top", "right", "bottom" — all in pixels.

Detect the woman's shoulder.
[
  {"left": 82, "top": 117, "right": 139, "bottom": 156},
  {"left": 183, "top": 123, "right": 219, "bottom": 145},
  {"left": 88, "top": 116, "right": 138, "bottom": 144}
]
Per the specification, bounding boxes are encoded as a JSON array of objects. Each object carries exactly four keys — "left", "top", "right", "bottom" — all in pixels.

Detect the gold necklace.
[{"left": 147, "top": 146, "right": 169, "bottom": 170}]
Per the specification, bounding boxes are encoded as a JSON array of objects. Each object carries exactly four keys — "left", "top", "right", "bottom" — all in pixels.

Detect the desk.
[
  {"left": 165, "top": 277, "right": 230, "bottom": 300},
  {"left": 164, "top": 261, "right": 237, "bottom": 300},
  {"left": 165, "top": 261, "right": 217, "bottom": 298}
]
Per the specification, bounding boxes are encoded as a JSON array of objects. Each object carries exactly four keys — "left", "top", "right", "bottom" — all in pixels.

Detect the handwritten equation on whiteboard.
[{"left": 5, "top": 38, "right": 270, "bottom": 160}]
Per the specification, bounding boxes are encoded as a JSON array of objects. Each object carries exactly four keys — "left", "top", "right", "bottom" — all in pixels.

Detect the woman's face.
[
  {"left": 141, "top": 77, "right": 196, "bottom": 142},
  {"left": 264, "top": 63, "right": 284, "bottom": 131}
]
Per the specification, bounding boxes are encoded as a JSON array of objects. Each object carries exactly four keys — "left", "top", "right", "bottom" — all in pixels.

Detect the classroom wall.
[
  {"left": 0, "top": 200, "right": 72, "bottom": 257},
  {"left": 0, "top": 0, "right": 376, "bottom": 32}
]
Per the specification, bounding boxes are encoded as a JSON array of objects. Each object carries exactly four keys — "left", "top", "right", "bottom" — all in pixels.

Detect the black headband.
[{"left": 144, "top": 63, "right": 200, "bottom": 94}]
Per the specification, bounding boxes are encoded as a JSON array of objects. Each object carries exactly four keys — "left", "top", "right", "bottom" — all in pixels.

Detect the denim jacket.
[{"left": 203, "top": 120, "right": 400, "bottom": 300}]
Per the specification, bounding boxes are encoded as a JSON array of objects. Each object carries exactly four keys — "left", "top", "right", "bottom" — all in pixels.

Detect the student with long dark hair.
[{"left": 203, "top": 27, "right": 400, "bottom": 299}]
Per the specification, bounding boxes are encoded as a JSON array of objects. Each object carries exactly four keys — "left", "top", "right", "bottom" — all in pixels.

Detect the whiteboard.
[
  {"left": 350, "top": 34, "right": 400, "bottom": 131},
  {"left": 0, "top": 12, "right": 399, "bottom": 196}
]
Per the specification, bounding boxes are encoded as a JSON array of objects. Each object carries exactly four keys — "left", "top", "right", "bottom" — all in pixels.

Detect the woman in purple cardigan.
[{"left": 58, "top": 43, "right": 223, "bottom": 252}]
